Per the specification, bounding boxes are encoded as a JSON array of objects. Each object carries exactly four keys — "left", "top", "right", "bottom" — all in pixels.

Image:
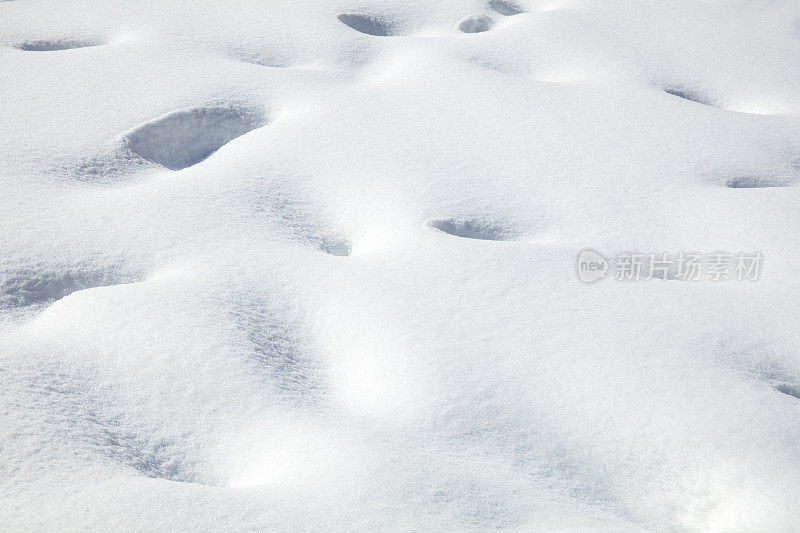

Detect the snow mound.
[
  {"left": 427, "top": 218, "right": 517, "bottom": 241},
  {"left": 662, "top": 85, "right": 717, "bottom": 107},
  {"left": 123, "top": 105, "right": 267, "bottom": 170},
  {"left": 14, "top": 38, "right": 105, "bottom": 51},
  {"left": 459, "top": 15, "right": 495, "bottom": 34},
  {"left": 489, "top": 0, "right": 525, "bottom": 16},
  {"left": 337, "top": 13, "right": 398, "bottom": 37},
  {"left": 0, "top": 262, "right": 139, "bottom": 308}
]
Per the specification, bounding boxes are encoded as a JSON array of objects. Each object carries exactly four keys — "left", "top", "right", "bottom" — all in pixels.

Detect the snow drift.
[{"left": 2, "top": 0, "right": 800, "bottom": 531}]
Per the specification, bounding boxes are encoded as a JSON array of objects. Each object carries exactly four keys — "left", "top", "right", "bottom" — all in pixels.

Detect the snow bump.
[
  {"left": 489, "top": 0, "right": 525, "bottom": 16},
  {"left": 459, "top": 15, "right": 495, "bottom": 34},
  {"left": 14, "top": 38, "right": 105, "bottom": 51},
  {"left": 427, "top": 218, "right": 516, "bottom": 241},
  {"left": 662, "top": 85, "right": 717, "bottom": 107},
  {"left": 337, "top": 13, "right": 397, "bottom": 36},
  {"left": 0, "top": 264, "right": 139, "bottom": 309},
  {"left": 123, "top": 105, "right": 267, "bottom": 171}
]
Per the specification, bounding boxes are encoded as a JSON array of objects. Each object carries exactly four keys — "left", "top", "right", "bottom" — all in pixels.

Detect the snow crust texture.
[{"left": 2, "top": 0, "right": 800, "bottom": 531}]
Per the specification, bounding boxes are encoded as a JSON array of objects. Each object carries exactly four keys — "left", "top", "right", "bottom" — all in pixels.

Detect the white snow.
[{"left": 2, "top": 0, "right": 800, "bottom": 530}]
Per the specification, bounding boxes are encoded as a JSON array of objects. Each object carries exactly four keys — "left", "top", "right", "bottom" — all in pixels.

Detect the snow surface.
[{"left": 2, "top": 0, "right": 800, "bottom": 530}]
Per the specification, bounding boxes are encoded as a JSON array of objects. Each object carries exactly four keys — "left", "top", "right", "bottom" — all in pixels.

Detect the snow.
[
  {"left": 123, "top": 105, "right": 268, "bottom": 171},
  {"left": 2, "top": 0, "right": 800, "bottom": 530}
]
